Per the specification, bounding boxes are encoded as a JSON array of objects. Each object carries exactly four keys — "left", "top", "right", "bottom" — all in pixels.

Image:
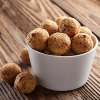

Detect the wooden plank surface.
[
  {"left": 0, "top": 0, "right": 100, "bottom": 100},
  {"left": 0, "top": 81, "right": 28, "bottom": 100}
]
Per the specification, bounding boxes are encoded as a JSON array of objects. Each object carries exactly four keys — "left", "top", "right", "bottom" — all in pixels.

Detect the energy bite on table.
[
  {"left": 71, "top": 33, "right": 93, "bottom": 54},
  {"left": 20, "top": 48, "right": 30, "bottom": 64},
  {"left": 14, "top": 72, "right": 37, "bottom": 94},
  {"left": 41, "top": 19, "right": 58, "bottom": 35},
  {"left": 0, "top": 63, "right": 21, "bottom": 84},
  {"left": 59, "top": 17, "right": 80, "bottom": 37},
  {"left": 47, "top": 32, "right": 71, "bottom": 55},
  {"left": 26, "top": 28, "right": 49, "bottom": 51}
]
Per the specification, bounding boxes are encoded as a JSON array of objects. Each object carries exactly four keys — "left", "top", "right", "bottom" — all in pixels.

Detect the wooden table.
[{"left": 0, "top": 0, "right": 100, "bottom": 99}]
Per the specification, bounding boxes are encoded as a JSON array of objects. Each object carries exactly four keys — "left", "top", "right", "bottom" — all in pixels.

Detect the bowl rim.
[{"left": 26, "top": 34, "right": 98, "bottom": 58}]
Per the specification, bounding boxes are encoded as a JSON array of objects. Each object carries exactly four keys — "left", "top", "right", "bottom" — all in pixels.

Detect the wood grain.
[
  {"left": 51, "top": 0, "right": 100, "bottom": 39},
  {"left": 0, "top": 0, "right": 100, "bottom": 99},
  {"left": 0, "top": 81, "right": 28, "bottom": 100}
]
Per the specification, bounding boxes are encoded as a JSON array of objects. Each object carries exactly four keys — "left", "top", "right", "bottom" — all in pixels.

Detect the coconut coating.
[
  {"left": 59, "top": 17, "right": 80, "bottom": 37},
  {"left": 48, "top": 32, "right": 71, "bottom": 55},
  {"left": 26, "top": 28, "right": 49, "bottom": 51},
  {"left": 14, "top": 72, "right": 37, "bottom": 94},
  {"left": 72, "top": 33, "right": 93, "bottom": 54},
  {"left": 0, "top": 63, "right": 21, "bottom": 84},
  {"left": 20, "top": 48, "right": 30, "bottom": 64},
  {"left": 56, "top": 16, "right": 67, "bottom": 26},
  {"left": 80, "top": 26, "right": 93, "bottom": 36},
  {"left": 41, "top": 19, "right": 58, "bottom": 35}
]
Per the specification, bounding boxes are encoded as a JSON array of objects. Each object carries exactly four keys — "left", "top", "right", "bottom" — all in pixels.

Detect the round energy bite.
[
  {"left": 26, "top": 28, "right": 49, "bottom": 51},
  {"left": 48, "top": 32, "right": 71, "bottom": 55},
  {"left": 72, "top": 33, "right": 93, "bottom": 54},
  {"left": 14, "top": 72, "right": 37, "bottom": 94},
  {"left": 80, "top": 26, "right": 93, "bottom": 36},
  {"left": 59, "top": 17, "right": 80, "bottom": 37},
  {"left": 56, "top": 16, "right": 67, "bottom": 26},
  {"left": 20, "top": 48, "right": 30, "bottom": 64},
  {"left": 41, "top": 19, "right": 58, "bottom": 35},
  {"left": 0, "top": 63, "right": 21, "bottom": 84}
]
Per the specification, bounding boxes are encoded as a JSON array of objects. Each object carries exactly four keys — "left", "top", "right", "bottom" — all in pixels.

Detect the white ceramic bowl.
[{"left": 27, "top": 34, "right": 98, "bottom": 91}]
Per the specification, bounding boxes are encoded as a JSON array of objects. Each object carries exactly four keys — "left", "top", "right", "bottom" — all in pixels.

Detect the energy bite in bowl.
[
  {"left": 59, "top": 17, "right": 80, "bottom": 37},
  {"left": 80, "top": 26, "right": 93, "bottom": 37},
  {"left": 56, "top": 16, "right": 68, "bottom": 26},
  {"left": 72, "top": 33, "right": 94, "bottom": 54},
  {"left": 41, "top": 19, "right": 58, "bottom": 35},
  {"left": 26, "top": 28, "right": 49, "bottom": 51},
  {"left": 47, "top": 32, "right": 71, "bottom": 55}
]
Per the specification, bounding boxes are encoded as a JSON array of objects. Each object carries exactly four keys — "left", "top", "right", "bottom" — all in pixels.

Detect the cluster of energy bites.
[{"left": 26, "top": 16, "right": 94, "bottom": 56}]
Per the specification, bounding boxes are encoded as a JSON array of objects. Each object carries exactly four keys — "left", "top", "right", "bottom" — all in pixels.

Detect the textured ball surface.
[
  {"left": 26, "top": 28, "right": 49, "bottom": 51},
  {"left": 59, "top": 17, "right": 80, "bottom": 37},
  {"left": 80, "top": 26, "right": 93, "bottom": 36},
  {"left": 56, "top": 16, "right": 67, "bottom": 26},
  {"left": 41, "top": 19, "right": 58, "bottom": 35},
  {"left": 48, "top": 32, "right": 71, "bottom": 55},
  {"left": 72, "top": 33, "right": 93, "bottom": 54},
  {"left": 20, "top": 48, "right": 30, "bottom": 64},
  {"left": 0, "top": 63, "right": 21, "bottom": 84},
  {"left": 14, "top": 72, "right": 37, "bottom": 94}
]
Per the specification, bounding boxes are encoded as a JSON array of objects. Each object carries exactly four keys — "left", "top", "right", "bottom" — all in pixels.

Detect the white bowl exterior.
[
  {"left": 27, "top": 34, "right": 98, "bottom": 91},
  {"left": 28, "top": 46, "right": 96, "bottom": 91}
]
